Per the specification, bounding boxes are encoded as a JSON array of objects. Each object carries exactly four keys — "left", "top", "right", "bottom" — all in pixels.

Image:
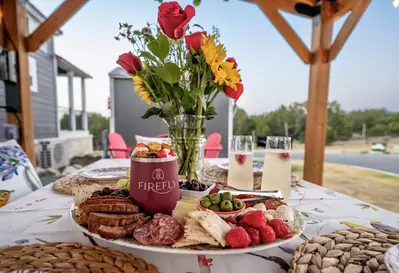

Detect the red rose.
[
  {"left": 158, "top": 2, "right": 195, "bottom": 40},
  {"left": 226, "top": 57, "right": 238, "bottom": 69},
  {"left": 185, "top": 31, "right": 207, "bottom": 53},
  {"left": 224, "top": 83, "right": 244, "bottom": 102},
  {"left": 116, "top": 52, "right": 142, "bottom": 75}
]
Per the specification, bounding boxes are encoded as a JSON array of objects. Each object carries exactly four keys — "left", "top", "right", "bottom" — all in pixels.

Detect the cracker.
[
  {"left": 147, "top": 141, "right": 162, "bottom": 152},
  {"left": 171, "top": 237, "right": 202, "bottom": 248},
  {"left": 188, "top": 210, "right": 231, "bottom": 247},
  {"left": 184, "top": 218, "right": 219, "bottom": 246}
]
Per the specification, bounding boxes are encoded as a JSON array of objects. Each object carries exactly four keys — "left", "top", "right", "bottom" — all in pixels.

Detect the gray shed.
[{"left": 109, "top": 67, "right": 233, "bottom": 158}]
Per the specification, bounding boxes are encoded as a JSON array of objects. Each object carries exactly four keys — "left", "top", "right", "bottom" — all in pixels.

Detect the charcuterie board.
[{"left": 69, "top": 202, "right": 304, "bottom": 255}]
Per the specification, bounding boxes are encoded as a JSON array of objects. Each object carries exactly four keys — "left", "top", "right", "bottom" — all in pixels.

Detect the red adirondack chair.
[
  {"left": 204, "top": 133, "right": 223, "bottom": 158},
  {"left": 107, "top": 133, "right": 135, "bottom": 159}
]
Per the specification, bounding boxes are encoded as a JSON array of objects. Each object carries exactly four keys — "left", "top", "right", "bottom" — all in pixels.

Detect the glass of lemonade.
[
  {"left": 261, "top": 136, "right": 292, "bottom": 201},
  {"left": 227, "top": 136, "right": 253, "bottom": 190}
]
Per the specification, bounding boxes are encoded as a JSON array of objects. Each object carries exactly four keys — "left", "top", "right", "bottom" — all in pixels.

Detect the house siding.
[
  {"left": 0, "top": 81, "right": 6, "bottom": 142},
  {"left": 0, "top": 38, "right": 58, "bottom": 141},
  {"left": 112, "top": 77, "right": 230, "bottom": 158},
  {"left": 30, "top": 38, "right": 58, "bottom": 139}
]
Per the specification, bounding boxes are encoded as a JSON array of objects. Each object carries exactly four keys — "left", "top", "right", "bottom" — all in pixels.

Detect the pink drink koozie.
[{"left": 130, "top": 157, "right": 179, "bottom": 215}]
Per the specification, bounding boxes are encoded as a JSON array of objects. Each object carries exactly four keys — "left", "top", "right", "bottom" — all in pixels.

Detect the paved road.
[{"left": 253, "top": 151, "right": 399, "bottom": 174}]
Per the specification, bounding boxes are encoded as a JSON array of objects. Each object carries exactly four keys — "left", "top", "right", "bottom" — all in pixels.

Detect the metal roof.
[
  {"left": 108, "top": 67, "right": 130, "bottom": 79},
  {"left": 57, "top": 55, "right": 92, "bottom": 79}
]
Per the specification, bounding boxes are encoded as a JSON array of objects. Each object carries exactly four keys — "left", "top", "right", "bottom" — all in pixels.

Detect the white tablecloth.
[{"left": 1, "top": 159, "right": 398, "bottom": 273}]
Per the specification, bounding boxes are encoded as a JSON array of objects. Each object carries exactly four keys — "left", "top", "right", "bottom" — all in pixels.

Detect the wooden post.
[
  {"left": 303, "top": 3, "right": 333, "bottom": 186},
  {"left": 3, "top": 0, "right": 36, "bottom": 165}
]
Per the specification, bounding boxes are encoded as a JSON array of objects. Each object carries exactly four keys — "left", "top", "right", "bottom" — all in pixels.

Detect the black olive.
[
  {"left": 102, "top": 187, "right": 111, "bottom": 195},
  {"left": 121, "top": 189, "right": 130, "bottom": 197},
  {"left": 118, "top": 194, "right": 125, "bottom": 198},
  {"left": 110, "top": 191, "right": 118, "bottom": 196},
  {"left": 192, "top": 182, "right": 200, "bottom": 191},
  {"left": 199, "top": 183, "right": 208, "bottom": 191}
]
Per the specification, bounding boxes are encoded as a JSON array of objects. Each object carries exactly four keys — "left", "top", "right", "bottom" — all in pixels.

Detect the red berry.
[
  {"left": 225, "top": 227, "right": 251, "bottom": 248},
  {"left": 170, "top": 150, "right": 176, "bottom": 156},
  {"left": 279, "top": 152, "right": 290, "bottom": 160},
  {"left": 258, "top": 225, "right": 276, "bottom": 243},
  {"left": 237, "top": 220, "right": 248, "bottom": 228},
  {"left": 243, "top": 226, "right": 260, "bottom": 246},
  {"left": 156, "top": 149, "right": 168, "bottom": 158},
  {"left": 269, "top": 219, "right": 292, "bottom": 239},
  {"left": 242, "top": 210, "right": 266, "bottom": 228},
  {"left": 224, "top": 216, "right": 237, "bottom": 225},
  {"left": 235, "top": 154, "right": 246, "bottom": 165}
]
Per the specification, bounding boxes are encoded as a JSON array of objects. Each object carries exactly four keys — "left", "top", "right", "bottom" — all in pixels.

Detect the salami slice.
[
  {"left": 150, "top": 215, "right": 183, "bottom": 245},
  {"left": 133, "top": 222, "right": 154, "bottom": 245},
  {"left": 264, "top": 199, "right": 287, "bottom": 210}
]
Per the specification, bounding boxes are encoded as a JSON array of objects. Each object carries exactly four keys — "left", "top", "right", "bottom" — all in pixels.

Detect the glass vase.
[{"left": 166, "top": 115, "right": 206, "bottom": 181}]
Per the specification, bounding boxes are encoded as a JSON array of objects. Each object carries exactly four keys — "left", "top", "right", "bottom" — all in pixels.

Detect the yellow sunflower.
[
  {"left": 201, "top": 34, "right": 241, "bottom": 89},
  {"left": 132, "top": 75, "right": 152, "bottom": 105}
]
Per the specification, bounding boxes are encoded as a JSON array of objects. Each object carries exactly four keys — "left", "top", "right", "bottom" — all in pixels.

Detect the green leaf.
[
  {"left": 205, "top": 106, "right": 217, "bottom": 120},
  {"left": 173, "top": 84, "right": 184, "bottom": 99},
  {"left": 193, "top": 88, "right": 206, "bottom": 111},
  {"left": 155, "top": 63, "right": 181, "bottom": 84},
  {"left": 161, "top": 101, "right": 176, "bottom": 117},
  {"left": 147, "top": 33, "right": 169, "bottom": 60},
  {"left": 140, "top": 51, "right": 158, "bottom": 64},
  {"left": 182, "top": 92, "right": 196, "bottom": 111},
  {"left": 143, "top": 34, "right": 155, "bottom": 41},
  {"left": 141, "top": 107, "right": 162, "bottom": 119}
]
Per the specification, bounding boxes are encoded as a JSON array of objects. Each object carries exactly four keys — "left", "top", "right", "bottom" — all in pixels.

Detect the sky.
[{"left": 30, "top": 0, "right": 399, "bottom": 116}]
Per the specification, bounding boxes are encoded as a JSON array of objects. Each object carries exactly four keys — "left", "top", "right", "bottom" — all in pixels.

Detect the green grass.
[
  {"left": 291, "top": 164, "right": 303, "bottom": 173},
  {"left": 371, "top": 171, "right": 399, "bottom": 181}
]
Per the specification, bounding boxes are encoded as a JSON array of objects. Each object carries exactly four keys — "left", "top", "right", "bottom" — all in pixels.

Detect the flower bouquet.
[{"left": 116, "top": 1, "right": 244, "bottom": 180}]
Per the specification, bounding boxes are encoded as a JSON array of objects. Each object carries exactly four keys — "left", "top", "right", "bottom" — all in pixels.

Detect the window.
[{"left": 29, "top": 56, "right": 38, "bottom": 93}]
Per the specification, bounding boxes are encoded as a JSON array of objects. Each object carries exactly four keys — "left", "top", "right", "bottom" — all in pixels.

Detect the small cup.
[{"left": 130, "top": 157, "right": 180, "bottom": 215}]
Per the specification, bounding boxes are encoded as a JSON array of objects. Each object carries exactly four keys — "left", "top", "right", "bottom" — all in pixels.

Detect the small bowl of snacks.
[
  {"left": 198, "top": 192, "right": 246, "bottom": 219},
  {"left": 179, "top": 179, "right": 215, "bottom": 198}
]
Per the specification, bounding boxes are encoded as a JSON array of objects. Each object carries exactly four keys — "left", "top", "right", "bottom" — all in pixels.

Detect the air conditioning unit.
[{"left": 36, "top": 139, "right": 70, "bottom": 170}]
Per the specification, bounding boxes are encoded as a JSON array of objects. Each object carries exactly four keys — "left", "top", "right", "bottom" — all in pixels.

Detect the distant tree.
[
  {"left": 326, "top": 127, "right": 337, "bottom": 145},
  {"left": 88, "top": 113, "right": 110, "bottom": 150}
]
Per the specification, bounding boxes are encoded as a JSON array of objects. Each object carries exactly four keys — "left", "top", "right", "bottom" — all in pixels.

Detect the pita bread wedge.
[
  {"left": 184, "top": 218, "right": 219, "bottom": 246},
  {"left": 188, "top": 210, "right": 231, "bottom": 247},
  {"left": 172, "top": 237, "right": 202, "bottom": 248}
]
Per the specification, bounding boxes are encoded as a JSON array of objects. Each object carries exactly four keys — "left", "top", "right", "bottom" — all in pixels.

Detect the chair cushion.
[
  {"left": 135, "top": 135, "right": 170, "bottom": 144},
  {"left": 0, "top": 140, "right": 43, "bottom": 208}
]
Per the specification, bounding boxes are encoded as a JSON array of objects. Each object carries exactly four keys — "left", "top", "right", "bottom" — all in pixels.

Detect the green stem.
[
  {"left": 177, "top": 41, "right": 187, "bottom": 91},
  {"left": 142, "top": 79, "right": 161, "bottom": 105},
  {"left": 207, "top": 88, "right": 221, "bottom": 106}
]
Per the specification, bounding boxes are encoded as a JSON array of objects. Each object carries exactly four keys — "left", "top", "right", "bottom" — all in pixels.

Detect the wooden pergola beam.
[
  {"left": 2, "top": 0, "right": 35, "bottom": 164},
  {"left": 329, "top": 0, "right": 371, "bottom": 61},
  {"left": 254, "top": 0, "right": 312, "bottom": 64},
  {"left": 26, "top": 0, "right": 87, "bottom": 52}
]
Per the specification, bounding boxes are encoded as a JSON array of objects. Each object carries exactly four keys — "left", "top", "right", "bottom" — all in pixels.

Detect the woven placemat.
[
  {"left": 202, "top": 165, "right": 299, "bottom": 189},
  {"left": 53, "top": 173, "right": 116, "bottom": 195},
  {"left": 290, "top": 228, "right": 399, "bottom": 273},
  {"left": 0, "top": 242, "right": 158, "bottom": 272}
]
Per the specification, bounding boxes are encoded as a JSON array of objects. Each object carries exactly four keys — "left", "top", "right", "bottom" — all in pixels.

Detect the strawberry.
[
  {"left": 243, "top": 226, "right": 260, "bottom": 246},
  {"left": 169, "top": 150, "right": 176, "bottom": 156},
  {"left": 237, "top": 220, "right": 248, "bottom": 228},
  {"left": 225, "top": 227, "right": 251, "bottom": 248},
  {"left": 242, "top": 210, "right": 266, "bottom": 228},
  {"left": 279, "top": 152, "right": 290, "bottom": 160},
  {"left": 224, "top": 216, "right": 237, "bottom": 225},
  {"left": 156, "top": 149, "right": 168, "bottom": 158},
  {"left": 235, "top": 154, "right": 246, "bottom": 165},
  {"left": 269, "top": 219, "right": 292, "bottom": 239},
  {"left": 258, "top": 225, "right": 276, "bottom": 243}
]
